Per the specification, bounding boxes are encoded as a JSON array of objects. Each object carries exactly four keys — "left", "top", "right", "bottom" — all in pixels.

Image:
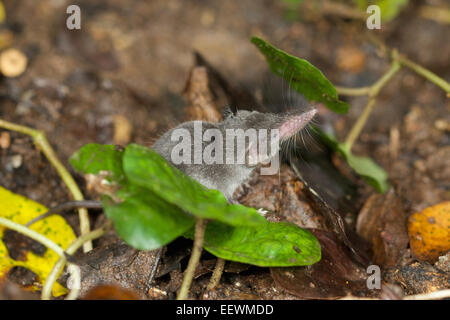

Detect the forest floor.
[{"left": 0, "top": 0, "right": 448, "bottom": 299}]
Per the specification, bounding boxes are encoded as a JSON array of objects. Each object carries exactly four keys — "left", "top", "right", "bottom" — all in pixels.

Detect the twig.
[
  {"left": 147, "top": 248, "right": 162, "bottom": 291},
  {"left": 0, "top": 119, "right": 92, "bottom": 252},
  {"left": 26, "top": 200, "right": 103, "bottom": 227},
  {"left": 177, "top": 218, "right": 206, "bottom": 300},
  {"left": 340, "top": 289, "right": 450, "bottom": 300},
  {"left": 403, "top": 289, "right": 450, "bottom": 300},
  {"left": 206, "top": 258, "right": 225, "bottom": 291},
  {"left": 41, "top": 224, "right": 109, "bottom": 300}
]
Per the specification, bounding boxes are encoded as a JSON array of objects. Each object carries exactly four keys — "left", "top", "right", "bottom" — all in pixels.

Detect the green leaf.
[
  {"left": 312, "top": 125, "right": 389, "bottom": 193},
  {"left": 353, "top": 0, "right": 408, "bottom": 22},
  {"left": 122, "top": 144, "right": 266, "bottom": 227},
  {"left": 70, "top": 143, "right": 195, "bottom": 250},
  {"left": 185, "top": 221, "right": 321, "bottom": 267},
  {"left": 251, "top": 37, "right": 349, "bottom": 114},
  {"left": 69, "top": 143, "right": 125, "bottom": 184},
  {"left": 102, "top": 184, "right": 194, "bottom": 251}
]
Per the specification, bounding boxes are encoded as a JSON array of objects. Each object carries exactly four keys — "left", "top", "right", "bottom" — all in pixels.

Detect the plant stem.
[
  {"left": 67, "top": 223, "right": 109, "bottom": 256},
  {"left": 41, "top": 224, "right": 108, "bottom": 300},
  {"left": 177, "top": 218, "right": 206, "bottom": 300},
  {"left": 368, "top": 60, "right": 401, "bottom": 97},
  {"left": 397, "top": 55, "right": 450, "bottom": 93},
  {"left": 206, "top": 258, "right": 225, "bottom": 291},
  {"left": 0, "top": 217, "right": 65, "bottom": 258},
  {"left": 343, "top": 60, "right": 401, "bottom": 150},
  {"left": 65, "top": 264, "right": 81, "bottom": 300},
  {"left": 336, "top": 86, "right": 370, "bottom": 96},
  {"left": 343, "top": 98, "right": 376, "bottom": 150},
  {"left": 41, "top": 259, "right": 65, "bottom": 300},
  {"left": 0, "top": 216, "right": 93, "bottom": 301},
  {"left": 0, "top": 119, "right": 92, "bottom": 252}
]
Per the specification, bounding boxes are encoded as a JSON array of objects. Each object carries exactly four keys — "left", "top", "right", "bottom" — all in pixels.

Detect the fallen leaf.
[
  {"left": 184, "top": 66, "right": 222, "bottom": 122},
  {"left": 385, "top": 261, "right": 449, "bottom": 295},
  {"left": 81, "top": 284, "right": 140, "bottom": 300},
  {"left": 74, "top": 242, "right": 158, "bottom": 299},
  {"left": 408, "top": 201, "right": 450, "bottom": 263},
  {"left": 271, "top": 229, "right": 371, "bottom": 299},
  {"left": 0, "top": 187, "right": 76, "bottom": 297},
  {"left": 356, "top": 189, "right": 409, "bottom": 267}
]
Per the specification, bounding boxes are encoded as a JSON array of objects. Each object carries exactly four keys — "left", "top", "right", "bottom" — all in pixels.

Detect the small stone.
[
  {"left": 10, "top": 154, "right": 23, "bottom": 168},
  {"left": 113, "top": 114, "right": 132, "bottom": 146},
  {"left": 0, "top": 48, "right": 28, "bottom": 77},
  {"left": 434, "top": 119, "right": 449, "bottom": 131},
  {"left": 0, "top": 131, "right": 10, "bottom": 149}
]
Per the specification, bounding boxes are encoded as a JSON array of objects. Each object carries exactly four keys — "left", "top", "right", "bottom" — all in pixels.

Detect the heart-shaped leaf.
[
  {"left": 102, "top": 185, "right": 194, "bottom": 251},
  {"left": 251, "top": 37, "right": 349, "bottom": 114},
  {"left": 122, "top": 144, "right": 266, "bottom": 226},
  {"left": 70, "top": 143, "right": 320, "bottom": 266},
  {"left": 186, "top": 221, "right": 321, "bottom": 267},
  {"left": 69, "top": 143, "right": 125, "bottom": 184},
  {"left": 70, "top": 144, "right": 194, "bottom": 250}
]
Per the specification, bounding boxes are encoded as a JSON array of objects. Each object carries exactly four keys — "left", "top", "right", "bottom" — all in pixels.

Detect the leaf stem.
[
  {"left": 206, "top": 258, "right": 225, "bottom": 291},
  {"left": 343, "top": 59, "right": 401, "bottom": 150},
  {"left": 0, "top": 216, "right": 98, "bottom": 300},
  {"left": 177, "top": 218, "right": 206, "bottom": 300},
  {"left": 397, "top": 55, "right": 450, "bottom": 93},
  {"left": 343, "top": 98, "right": 376, "bottom": 150},
  {"left": 41, "top": 224, "right": 109, "bottom": 300},
  {"left": 336, "top": 86, "right": 370, "bottom": 96},
  {"left": 0, "top": 119, "right": 92, "bottom": 252},
  {"left": 0, "top": 216, "right": 65, "bottom": 258}
]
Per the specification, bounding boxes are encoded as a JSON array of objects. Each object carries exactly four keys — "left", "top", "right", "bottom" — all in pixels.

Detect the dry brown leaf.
[
  {"left": 356, "top": 189, "right": 409, "bottom": 267},
  {"left": 271, "top": 229, "right": 371, "bottom": 300},
  {"left": 82, "top": 285, "right": 140, "bottom": 300}
]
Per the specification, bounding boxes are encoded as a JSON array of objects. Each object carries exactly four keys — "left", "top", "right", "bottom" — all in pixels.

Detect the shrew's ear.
[
  {"left": 223, "top": 107, "right": 235, "bottom": 118},
  {"left": 278, "top": 108, "right": 317, "bottom": 141}
]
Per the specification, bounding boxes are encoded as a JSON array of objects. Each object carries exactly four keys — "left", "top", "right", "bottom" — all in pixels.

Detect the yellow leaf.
[
  {"left": 408, "top": 201, "right": 450, "bottom": 263},
  {"left": 0, "top": 1, "right": 5, "bottom": 24},
  {"left": 0, "top": 186, "right": 76, "bottom": 297}
]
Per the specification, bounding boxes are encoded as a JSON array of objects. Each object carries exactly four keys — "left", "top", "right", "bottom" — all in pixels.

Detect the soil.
[{"left": 0, "top": 0, "right": 448, "bottom": 299}]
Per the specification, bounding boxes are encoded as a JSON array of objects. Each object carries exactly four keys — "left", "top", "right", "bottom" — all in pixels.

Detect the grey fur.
[{"left": 152, "top": 109, "right": 315, "bottom": 201}]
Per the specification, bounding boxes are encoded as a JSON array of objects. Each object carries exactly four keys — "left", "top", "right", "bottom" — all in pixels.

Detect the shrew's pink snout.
[{"left": 279, "top": 108, "right": 317, "bottom": 140}]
